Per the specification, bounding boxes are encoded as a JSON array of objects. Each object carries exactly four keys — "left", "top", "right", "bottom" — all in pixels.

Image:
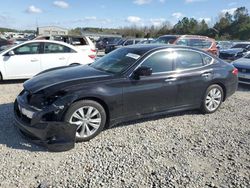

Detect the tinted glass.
[
  {"left": 153, "top": 36, "right": 177, "bottom": 44},
  {"left": 90, "top": 48, "right": 141, "bottom": 74},
  {"left": 14, "top": 43, "right": 40, "bottom": 55},
  {"left": 175, "top": 50, "right": 204, "bottom": 70},
  {"left": 202, "top": 54, "right": 213, "bottom": 65},
  {"left": 44, "top": 43, "right": 73, "bottom": 53},
  {"left": 124, "top": 40, "right": 134, "bottom": 46},
  {"left": 176, "top": 39, "right": 212, "bottom": 49},
  {"left": 142, "top": 51, "right": 173, "bottom": 73}
]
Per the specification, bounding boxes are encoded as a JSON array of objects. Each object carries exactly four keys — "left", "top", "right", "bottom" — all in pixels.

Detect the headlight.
[
  {"left": 18, "top": 105, "right": 34, "bottom": 119},
  {"left": 42, "top": 91, "right": 67, "bottom": 106},
  {"left": 29, "top": 91, "right": 66, "bottom": 108}
]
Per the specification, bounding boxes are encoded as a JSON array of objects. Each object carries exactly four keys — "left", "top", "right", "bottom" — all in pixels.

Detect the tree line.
[{"left": 70, "top": 6, "right": 250, "bottom": 41}]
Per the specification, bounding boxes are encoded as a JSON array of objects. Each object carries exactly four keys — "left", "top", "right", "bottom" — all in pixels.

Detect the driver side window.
[{"left": 142, "top": 51, "right": 173, "bottom": 73}]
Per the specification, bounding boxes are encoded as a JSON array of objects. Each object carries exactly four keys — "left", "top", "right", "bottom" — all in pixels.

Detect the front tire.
[
  {"left": 201, "top": 84, "right": 224, "bottom": 114},
  {"left": 64, "top": 100, "right": 106, "bottom": 142}
]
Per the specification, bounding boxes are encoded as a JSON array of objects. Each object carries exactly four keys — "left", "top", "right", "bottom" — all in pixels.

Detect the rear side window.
[
  {"left": 14, "top": 43, "right": 40, "bottom": 55},
  {"left": 202, "top": 54, "right": 213, "bottom": 65},
  {"left": 142, "top": 51, "right": 173, "bottom": 73},
  {"left": 44, "top": 43, "right": 75, "bottom": 53},
  {"left": 175, "top": 50, "right": 204, "bottom": 70},
  {"left": 71, "top": 37, "right": 88, "bottom": 46}
]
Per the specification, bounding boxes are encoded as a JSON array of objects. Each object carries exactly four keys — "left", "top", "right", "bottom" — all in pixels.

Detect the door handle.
[
  {"left": 201, "top": 72, "right": 212, "bottom": 78},
  {"left": 30, "top": 59, "right": 38, "bottom": 62},
  {"left": 59, "top": 57, "right": 66, "bottom": 60},
  {"left": 165, "top": 77, "right": 177, "bottom": 82}
]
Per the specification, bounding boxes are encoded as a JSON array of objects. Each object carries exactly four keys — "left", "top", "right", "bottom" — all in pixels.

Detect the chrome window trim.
[{"left": 130, "top": 48, "right": 215, "bottom": 77}]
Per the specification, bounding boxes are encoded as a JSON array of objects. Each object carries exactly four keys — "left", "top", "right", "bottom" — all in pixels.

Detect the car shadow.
[
  {"left": 110, "top": 109, "right": 200, "bottom": 130},
  {"left": 0, "top": 79, "right": 27, "bottom": 85},
  {"left": 0, "top": 103, "right": 46, "bottom": 152}
]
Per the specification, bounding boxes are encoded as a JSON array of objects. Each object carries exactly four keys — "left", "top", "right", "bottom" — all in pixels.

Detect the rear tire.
[
  {"left": 201, "top": 84, "right": 224, "bottom": 114},
  {"left": 64, "top": 100, "right": 106, "bottom": 142}
]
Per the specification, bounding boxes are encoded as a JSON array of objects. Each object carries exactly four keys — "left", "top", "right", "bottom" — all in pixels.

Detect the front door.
[
  {"left": 123, "top": 50, "right": 178, "bottom": 118},
  {"left": 3, "top": 42, "right": 41, "bottom": 79}
]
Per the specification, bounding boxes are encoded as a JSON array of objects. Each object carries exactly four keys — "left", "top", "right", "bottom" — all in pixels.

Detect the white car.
[
  {"left": 35, "top": 35, "right": 97, "bottom": 59},
  {"left": 0, "top": 40, "right": 94, "bottom": 80}
]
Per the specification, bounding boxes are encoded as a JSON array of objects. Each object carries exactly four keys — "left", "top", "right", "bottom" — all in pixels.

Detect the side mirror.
[
  {"left": 132, "top": 66, "right": 152, "bottom": 80},
  {"left": 8, "top": 50, "right": 15, "bottom": 56}
]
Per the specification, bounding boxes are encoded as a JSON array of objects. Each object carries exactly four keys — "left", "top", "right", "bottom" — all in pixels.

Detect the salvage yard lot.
[{"left": 0, "top": 81, "right": 249, "bottom": 188}]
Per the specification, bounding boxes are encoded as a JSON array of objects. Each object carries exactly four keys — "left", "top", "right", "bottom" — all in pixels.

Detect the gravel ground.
[{"left": 0, "top": 81, "right": 249, "bottom": 188}]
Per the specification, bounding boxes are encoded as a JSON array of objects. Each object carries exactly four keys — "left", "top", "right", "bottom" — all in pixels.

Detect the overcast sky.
[{"left": 0, "top": 0, "right": 249, "bottom": 30}]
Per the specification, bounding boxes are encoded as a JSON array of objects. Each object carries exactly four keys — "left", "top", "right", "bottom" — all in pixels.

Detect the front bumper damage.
[{"left": 14, "top": 94, "right": 77, "bottom": 152}]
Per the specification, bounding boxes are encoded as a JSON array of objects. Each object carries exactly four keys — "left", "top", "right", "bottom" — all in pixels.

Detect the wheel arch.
[{"left": 209, "top": 82, "right": 227, "bottom": 101}]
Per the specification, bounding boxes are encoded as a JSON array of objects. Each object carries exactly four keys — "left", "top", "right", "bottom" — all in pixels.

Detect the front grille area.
[
  {"left": 237, "top": 68, "right": 250, "bottom": 73},
  {"left": 239, "top": 77, "right": 250, "bottom": 83}
]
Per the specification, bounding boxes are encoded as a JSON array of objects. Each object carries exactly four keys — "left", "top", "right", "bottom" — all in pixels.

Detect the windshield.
[
  {"left": 176, "top": 38, "right": 212, "bottom": 49},
  {"left": 244, "top": 53, "right": 250, "bottom": 59},
  {"left": 232, "top": 43, "right": 250, "bottom": 49},
  {"left": 90, "top": 48, "right": 141, "bottom": 74},
  {"left": 0, "top": 44, "right": 15, "bottom": 53}
]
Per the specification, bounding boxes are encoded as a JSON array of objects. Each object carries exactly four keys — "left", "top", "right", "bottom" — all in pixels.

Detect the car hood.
[
  {"left": 232, "top": 58, "right": 250, "bottom": 68},
  {"left": 24, "top": 65, "right": 112, "bottom": 93},
  {"left": 220, "top": 48, "right": 243, "bottom": 54}
]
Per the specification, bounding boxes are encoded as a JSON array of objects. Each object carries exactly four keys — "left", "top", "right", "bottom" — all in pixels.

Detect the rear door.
[
  {"left": 40, "top": 42, "right": 74, "bottom": 71},
  {"left": 173, "top": 49, "right": 214, "bottom": 107},
  {"left": 3, "top": 42, "right": 41, "bottom": 79}
]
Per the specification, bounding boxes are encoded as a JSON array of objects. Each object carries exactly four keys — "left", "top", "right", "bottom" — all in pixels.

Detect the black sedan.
[{"left": 14, "top": 45, "right": 238, "bottom": 151}]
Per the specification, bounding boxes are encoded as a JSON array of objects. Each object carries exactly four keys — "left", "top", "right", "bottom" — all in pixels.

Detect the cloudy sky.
[{"left": 0, "top": 0, "right": 249, "bottom": 30}]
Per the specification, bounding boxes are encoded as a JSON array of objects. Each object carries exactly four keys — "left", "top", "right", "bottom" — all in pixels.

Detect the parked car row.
[
  {"left": 104, "top": 38, "right": 153, "bottom": 54},
  {"left": 102, "top": 35, "right": 219, "bottom": 56},
  {"left": 219, "top": 42, "right": 250, "bottom": 61}
]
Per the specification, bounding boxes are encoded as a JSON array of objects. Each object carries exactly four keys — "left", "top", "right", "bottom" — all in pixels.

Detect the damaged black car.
[{"left": 14, "top": 45, "right": 238, "bottom": 152}]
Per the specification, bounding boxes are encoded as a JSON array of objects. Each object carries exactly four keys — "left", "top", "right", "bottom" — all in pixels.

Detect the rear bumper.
[
  {"left": 14, "top": 98, "right": 77, "bottom": 152},
  {"left": 225, "top": 79, "right": 238, "bottom": 99}
]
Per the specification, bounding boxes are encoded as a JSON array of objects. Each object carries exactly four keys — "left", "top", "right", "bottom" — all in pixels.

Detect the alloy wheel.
[
  {"left": 69, "top": 106, "right": 102, "bottom": 138},
  {"left": 205, "top": 88, "right": 222, "bottom": 112}
]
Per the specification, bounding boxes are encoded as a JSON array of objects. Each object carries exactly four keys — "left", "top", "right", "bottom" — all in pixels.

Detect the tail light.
[
  {"left": 232, "top": 68, "right": 238, "bottom": 76},
  {"left": 88, "top": 55, "right": 96, "bottom": 59},
  {"left": 89, "top": 49, "right": 97, "bottom": 59}
]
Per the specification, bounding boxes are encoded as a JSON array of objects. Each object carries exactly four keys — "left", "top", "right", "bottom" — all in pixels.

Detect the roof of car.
[
  {"left": 1, "top": 40, "right": 81, "bottom": 53},
  {"left": 158, "top": 35, "right": 180, "bottom": 38},
  {"left": 179, "top": 35, "right": 214, "bottom": 40},
  {"left": 123, "top": 44, "right": 200, "bottom": 55}
]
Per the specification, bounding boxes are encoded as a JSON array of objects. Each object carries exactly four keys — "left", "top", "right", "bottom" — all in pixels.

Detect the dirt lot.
[{"left": 0, "top": 81, "right": 249, "bottom": 188}]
